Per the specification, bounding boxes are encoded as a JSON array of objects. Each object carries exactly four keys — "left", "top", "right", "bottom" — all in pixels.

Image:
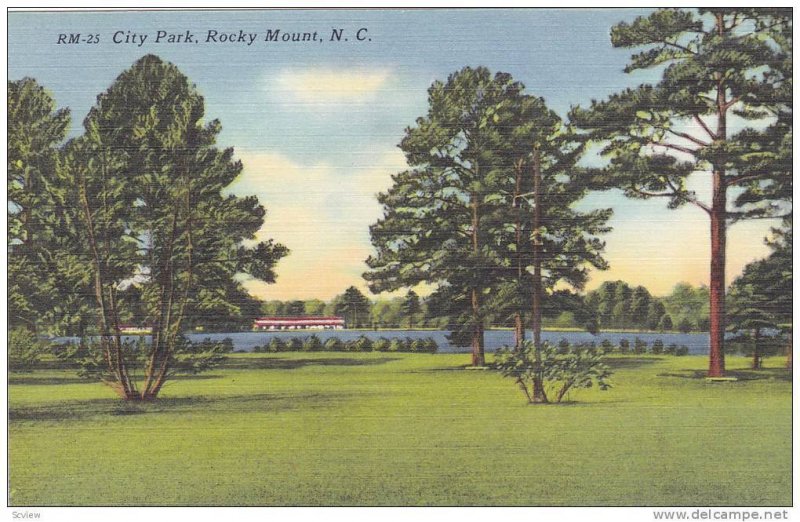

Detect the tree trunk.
[
  {"left": 469, "top": 192, "right": 485, "bottom": 367},
  {"left": 752, "top": 328, "right": 761, "bottom": 370},
  {"left": 471, "top": 287, "right": 485, "bottom": 367},
  {"left": 530, "top": 148, "right": 548, "bottom": 403},
  {"left": 514, "top": 312, "right": 525, "bottom": 350},
  {"left": 513, "top": 160, "right": 525, "bottom": 352},
  {"left": 708, "top": 25, "right": 728, "bottom": 379}
]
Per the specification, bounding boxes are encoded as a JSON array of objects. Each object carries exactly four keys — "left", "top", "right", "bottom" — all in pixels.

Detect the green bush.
[
  {"left": 618, "top": 339, "right": 630, "bottom": 354},
  {"left": 388, "top": 338, "right": 404, "bottom": 352},
  {"left": 286, "top": 337, "right": 303, "bottom": 352},
  {"left": 651, "top": 339, "right": 664, "bottom": 355},
  {"left": 302, "top": 335, "right": 323, "bottom": 352},
  {"left": 633, "top": 337, "right": 647, "bottom": 354},
  {"left": 349, "top": 336, "right": 373, "bottom": 352},
  {"left": 267, "top": 337, "right": 285, "bottom": 352},
  {"left": 323, "top": 337, "right": 343, "bottom": 352},
  {"left": 373, "top": 338, "right": 391, "bottom": 352},
  {"left": 557, "top": 338, "right": 570, "bottom": 354},
  {"left": 9, "top": 327, "right": 46, "bottom": 371},
  {"left": 494, "top": 341, "right": 613, "bottom": 404},
  {"left": 421, "top": 337, "right": 438, "bottom": 354},
  {"left": 600, "top": 339, "right": 614, "bottom": 354},
  {"left": 665, "top": 343, "right": 678, "bottom": 355},
  {"left": 676, "top": 345, "right": 689, "bottom": 356}
]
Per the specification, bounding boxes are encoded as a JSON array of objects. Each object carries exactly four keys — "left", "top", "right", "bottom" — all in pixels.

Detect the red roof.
[{"left": 254, "top": 316, "right": 345, "bottom": 326}]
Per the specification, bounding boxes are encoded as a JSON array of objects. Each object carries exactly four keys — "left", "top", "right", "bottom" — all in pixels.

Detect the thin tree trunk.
[
  {"left": 752, "top": 328, "right": 761, "bottom": 370},
  {"left": 530, "top": 148, "right": 548, "bottom": 403},
  {"left": 470, "top": 192, "right": 485, "bottom": 367},
  {"left": 513, "top": 159, "right": 525, "bottom": 351}
]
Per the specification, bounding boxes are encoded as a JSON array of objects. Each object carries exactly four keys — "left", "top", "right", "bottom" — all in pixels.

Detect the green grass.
[{"left": 9, "top": 352, "right": 791, "bottom": 506}]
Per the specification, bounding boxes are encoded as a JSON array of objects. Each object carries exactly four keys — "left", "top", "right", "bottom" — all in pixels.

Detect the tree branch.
[
  {"left": 693, "top": 114, "right": 717, "bottom": 140},
  {"left": 666, "top": 128, "right": 710, "bottom": 147},
  {"left": 649, "top": 140, "right": 698, "bottom": 156}
]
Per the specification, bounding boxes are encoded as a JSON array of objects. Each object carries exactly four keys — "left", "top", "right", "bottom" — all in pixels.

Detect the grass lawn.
[{"left": 8, "top": 352, "right": 792, "bottom": 506}]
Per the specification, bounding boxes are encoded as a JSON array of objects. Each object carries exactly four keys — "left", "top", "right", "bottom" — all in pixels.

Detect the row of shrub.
[
  {"left": 556, "top": 338, "right": 690, "bottom": 356},
  {"left": 252, "top": 335, "right": 438, "bottom": 354}
]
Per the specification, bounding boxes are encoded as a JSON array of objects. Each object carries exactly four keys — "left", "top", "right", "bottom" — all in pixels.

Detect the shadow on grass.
[
  {"left": 9, "top": 390, "right": 361, "bottom": 424},
  {"left": 658, "top": 367, "right": 792, "bottom": 382}
]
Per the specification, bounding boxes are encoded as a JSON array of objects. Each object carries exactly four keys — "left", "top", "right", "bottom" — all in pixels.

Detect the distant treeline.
[{"left": 256, "top": 281, "right": 711, "bottom": 333}]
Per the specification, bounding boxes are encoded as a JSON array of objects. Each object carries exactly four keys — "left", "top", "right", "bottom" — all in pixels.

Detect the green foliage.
[
  {"left": 652, "top": 339, "right": 665, "bottom": 355},
  {"left": 8, "top": 78, "right": 72, "bottom": 333},
  {"left": 302, "top": 335, "right": 323, "bottom": 352},
  {"left": 600, "top": 339, "right": 614, "bottom": 354},
  {"left": 372, "top": 338, "right": 391, "bottom": 352},
  {"left": 8, "top": 328, "right": 47, "bottom": 371},
  {"left": 618, "top": 339, "right": 630, "bottom": 354},
  {"left": 268, "top": 337, "right": 286, "bottom": 353},
  {"left": 334, "top": 286, "right": 372, "bottom": 328},
  {"left": 494, "top": 341, "right": 613, "bottom": 403},
  {"left": 323, "top": 337, "right": 344, "bottom": 352},
  {"left": 58, "top": 336, "right": 234, "bottom": 380},
  {"left": 633, "top": 337, "right": 648, "bottom": 354}
]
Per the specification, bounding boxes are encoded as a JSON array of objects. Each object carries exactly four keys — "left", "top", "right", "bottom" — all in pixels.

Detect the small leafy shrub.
[
  {"left": 676, "top": 345, "right": 689, "bottom": 356},
  {"left": 286, "top": 337, "right": 303, "bottom": 352},
  {"left": 421, "top": 337, "right": 438, "bottom": 354},
  {"left": 373, "top": 338, "right": 391, "bottom": 352},
  {"left": 409, "top": 338, "right": 424, "bottom": 353},
  {"left": 651, "top": 339, "right": 664, "bottom": 355},
  {"left": 494, "top": 341, "right": 612, "bottom": 404},
  {"left": 268, "top": 337, "right": 285, "bottom": 353},
  {"left": 9, "top": 327, "right": 47, "bottom": 371},
  {"left": 557, "top": 338, "right": 570, "bottom": 354},
  {"left": 302, "top": 335, "right": 323, "bottom": 352},
  {"left": 388, "top": 338, "right": 404, "bottom": 352},
  {"left": 618, "top": 339, "right": 630, "bottom": 354},
  {"left": 665, "top": 343, "right": 678, "bottom": 355},
  {"left": 323, "top": 337, "right": 344, "bottom": 352},
  {"left": 600, "top": 339, "right": 614, "bottom": 354},
  {"left": 633, "top": 337, "right": 647, "bottom": 354},
  {"left": 348, "top": 335, "right": 373, "bottom": 352}
]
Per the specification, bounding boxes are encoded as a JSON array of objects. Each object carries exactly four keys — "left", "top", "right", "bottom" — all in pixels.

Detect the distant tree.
[
  {"left": 646, "top": 301, "right": 667, "bottom": 331},
  {"left": 658, "top": 314, "right": 674, "bottom": 332},
  {"left": 401, "top": 290, "right": 422, "bottom": 329},
  {"left": 335, "top": 286, "right": 371, "bottom": 328},
  {"left": 630, "top": 286, "right": 652, "bottom": 330},
  {"left": 286, "top": 300, "right": 306, "bottom": 316},
  {"left": 571, "top": 8, "right": 792, "bottom": 377},
  {"left": 304, "top": 299, "right": 326, "bottom": 316},
  {"left": 8, "top": 78, "right": 71, "bottom": 333},
  {"left": 677, "top": 317, "right": 694, "bottom": 334}
]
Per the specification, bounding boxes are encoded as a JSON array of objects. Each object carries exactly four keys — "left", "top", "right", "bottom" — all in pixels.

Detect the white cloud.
[
  {"left": 271, "top": 67, "right": 391, "bottom": 104},
  {"left": 226, "top": 149, "right": 406, "bottom": 300}
]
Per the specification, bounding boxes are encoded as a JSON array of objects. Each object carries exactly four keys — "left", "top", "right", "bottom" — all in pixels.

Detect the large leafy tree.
[
  {"left": 60, "top": 55, "right": 287, "bottom": 399},
  {"left": 571, "top": 9, "right": 792, "bottom": 376},
  {"left": 365, "top": 66, "right": 519, "bottom": 366},
  {"left": 8, "top": 78, "right": 70, "bottom": 332}
]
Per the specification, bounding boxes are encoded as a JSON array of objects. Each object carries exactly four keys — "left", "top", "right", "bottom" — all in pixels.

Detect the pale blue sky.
[{"left": 7, "top": 9, "right": 779, "bottom": 299}]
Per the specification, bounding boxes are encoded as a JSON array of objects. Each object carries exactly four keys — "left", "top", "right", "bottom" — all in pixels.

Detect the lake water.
[{"left": 139, "top": 329, "right": 711, "bottom": 355}]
